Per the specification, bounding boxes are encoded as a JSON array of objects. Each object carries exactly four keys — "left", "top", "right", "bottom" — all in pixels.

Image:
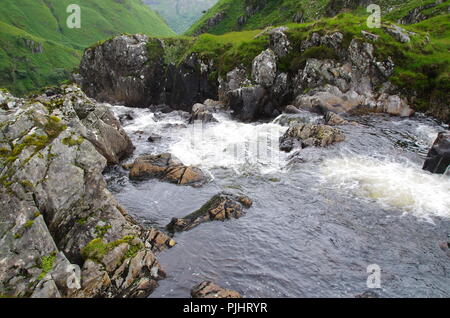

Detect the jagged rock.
[
  {"left": 167, "top": 193, "right": 252, "bottom": 233},
  {"left": 280, "top": 123, "right": 345, "bottom": 152},
  {"left": 252, "top": 49, "right": 277, "bottom": 88},
  {"left": 80, "top": 35, "right": 217, "bottom": 111},
  {"left": 218, "top": 67, "right": 252, "bottom": 103},
  {"left": 383, "top": 25, "right": 411, "bottom": 43},
  {"left": 189, "top": 103, "right": 218, "bottom": 124},
  {"left": 284, "top": 105, "right": 302, "bottom": 114},
  {"left": 128, "top": 153, "right": 208, "bottom": 186},
  {"left": 0, "top": 85, "right": 170, "bottom": 298},
  {"left": 203, "top": 99, "right": 225, "bottom": 110},
  {"left": 191, "top": 281, "right": 242, "bottom": 298},
  {"left": 269, "top": 27, "right": 291, "bottom": 58},
  {"left": 379, "top": 94, "right": 414, "bottom": 117},
  {"left": 192, "top": 11, "right": 226, "bottom": 36},
  {"left": 361, "top": 30, "right": 379, "bottom": 41},
  {"left": 228, "top": 85, "right": 271, "bottom": 121},
  {"left": 398, "top": 2, "right": 439, "bottom": 24},
  {"left": 295, "top": 85, "right": 368, "bottom": 114},
  {"left": 423, "top": 132, "right": 450, "bottom": 174},
  {"left": 325, "top": 112, "right": 348, "bottom": 126},
  {"left": 31, "top": 279, "right": 61, "bottom": 298},
  {"left": 273, "top": 111, "right": 322, "bottom": 127}
]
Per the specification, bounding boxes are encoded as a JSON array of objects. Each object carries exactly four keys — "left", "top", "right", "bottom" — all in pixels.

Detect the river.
[{"left": 105, "top": 106, "right": 450, "bottom": 298}]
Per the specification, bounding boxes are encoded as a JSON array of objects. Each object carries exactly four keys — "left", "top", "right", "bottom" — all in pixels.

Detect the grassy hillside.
[
  {"left": 0, "top": 0, "right": 175, "bottom": 96},
  {"left": 144, "top": 0, "right": 218, "bottom": 34},
  {"left": 187, "top": 0, "right": 449, "bottom": 35}
]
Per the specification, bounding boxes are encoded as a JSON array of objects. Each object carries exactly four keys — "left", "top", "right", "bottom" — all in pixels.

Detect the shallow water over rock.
[{"left": 105, "top": 106, "right": 450, "bottom": 298}]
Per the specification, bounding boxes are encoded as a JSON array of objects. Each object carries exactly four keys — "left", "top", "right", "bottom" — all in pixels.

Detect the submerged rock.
[
  {"left": 191, "top": 281, "right": 242, "bottom": 298},
  {"left": 128, "top": 153, "right": 208, "bottom": 186},
  {"left": 280, "top": 123, "right": 345, "bottom": 152},
  {"left": 325, "top": 112, "right": 348, "bottom": 126},
  {"left": 423, "top": 132, "right": 450, "bottom": 174},
  {"left": 189, "top": 103, "right": 218, "bottom": 124},
  {"left": 167, "top": 193, "right": 253, "bottom": 233}
]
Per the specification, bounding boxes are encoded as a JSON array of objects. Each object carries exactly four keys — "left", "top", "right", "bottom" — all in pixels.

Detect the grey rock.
[
  {"left": 280, "top": 123, "right": 345, "bottom": 152},
  {"left": 167, "top": 192, "right": 253, "bottom": 233},
  {"left": 383, "top": 25, "right": 411, "bottom": 43},
  {"left": 252, "top": 49, "right": 277, "bottom": 88},
  {"left": 423, "top": 131, "right": 450, "bottom": 174}
]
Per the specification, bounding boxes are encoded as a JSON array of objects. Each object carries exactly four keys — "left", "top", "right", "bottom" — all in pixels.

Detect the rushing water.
[{"left": 105, "top": 106, "right": 450, "bottom": 298}]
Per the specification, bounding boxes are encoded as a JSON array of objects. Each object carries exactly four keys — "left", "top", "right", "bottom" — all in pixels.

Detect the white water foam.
[
  {"left": 321, "top": 156, "right": 450, "bottom": 221},
  {"left": 170, "top": 113, "right": 288, "bottom": 175}
]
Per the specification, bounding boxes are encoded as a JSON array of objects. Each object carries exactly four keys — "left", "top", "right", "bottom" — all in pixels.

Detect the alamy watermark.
[
  {"left": 367, "top": 4, "right": 381, "bottom": 28},
  {"left": 366, "top": 264, "right": 381, "bottom": 289},
  {"left": 66, "top": 4, "right": 81, "bottom": 29}
]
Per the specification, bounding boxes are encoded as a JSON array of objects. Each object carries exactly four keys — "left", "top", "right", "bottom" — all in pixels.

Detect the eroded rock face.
[
  {"left": 127, "top": 153, "right": 208, "bottom": 187},
  {"left": 423, "top": 132, "right": 450, "bottom": 174},
  {"left": 191, "top": 281, "right": 242, "bottom": 298},
  {"left": 167, "top": 193, "right": 253, "bottom": 233},
  {"left": 280, "top": 123, "right": 345, "bottom": 152},
  {"left": 80, "top": 35, "right": 217, "bottom": 112},
  {"left": 0, "top": 85, "right": 172, "bottom": 298},
  {"left": 252, "top": 49, "right": 277, "bottom": 88}
]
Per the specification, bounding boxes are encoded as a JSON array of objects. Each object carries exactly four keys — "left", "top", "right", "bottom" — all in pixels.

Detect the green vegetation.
[
  {"left": 37, "top": 252, "right": 57, "bottom": 280},
  {"left": 187, "top": 0, "right": 449, "bottom": 36},
  {"left": 81, "top": 235, "right": 142, "bottom": 263},
  {"left": 0, "top": 0, "right": 175, "bottom": 96},
  {"left": 62, "top": 135, "right": 84, "bottom": 147}
]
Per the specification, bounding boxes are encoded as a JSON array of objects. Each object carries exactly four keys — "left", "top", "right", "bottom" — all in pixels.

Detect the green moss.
[
  {"left": 81, "top": 235, "right": 136, "bottom": 263},
  {"left": 62, "top": 135, "right": 84, "bottom": 147},
  {"left": 23, "top": 220, "right": 34, "bottom": 228},
  {"left": 94, "top": 225, "right": 112, "bottom": 238},
  {"left": 37, "top": 252, "right": 57, "bottom": 280}
]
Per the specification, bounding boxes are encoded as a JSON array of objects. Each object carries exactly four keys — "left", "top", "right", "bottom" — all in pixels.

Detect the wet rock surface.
[
  {"left": 191, "top": 281, "right": 242, "bottom": 298},
  {"left": 423, "top": 131, "right": 450, "bottom": 174},
  {"left": 280, "top": 123, "right": 346, "bottom": 152},
  {"left": 127, "top": 153, "right": 208, "bottom": 187},
  {"left": 167, "top": 193, "right": 253, "bottom": 233}
]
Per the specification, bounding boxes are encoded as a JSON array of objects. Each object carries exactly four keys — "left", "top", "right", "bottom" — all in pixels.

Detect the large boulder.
[
  {"left": 166, "top": 193, "right": 253, "bottom": 233},
  {"left": 252, "top": 49, "right": 277, "bottom": 88},
  {"left": 127, "top": 153, "right": 208, "bottom": 187},
  {"left": 0, "top": 85, "right": 172, "bottom": 298},
  {"left": 228, "top": 85, "right": 273, "bottom": 121},
  {"left": 191, "top": 281, "right": 242, "bottom": 298},
  {"left": 280, "top": 123, "right": 345, "bottom": 152},
  {"left": 423, "top": 132, "right": 450, "bottom": 174}
]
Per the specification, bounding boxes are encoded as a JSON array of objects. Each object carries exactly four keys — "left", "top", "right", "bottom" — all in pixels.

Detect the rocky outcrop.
[
  {"left": 0, "top": 85, "right": 173, "bottom": 298},
  {"left": 79, "top": 25, "right": 444, "bottom": 123},
  {"left": 191, "top": 281, "right": 242, "bottom": 298},
  {"left": 192, "top": 11, "right": 227, "bottom": 36},
  {"left": 167, "top": 193, "right": 252, "bottom": 233},
  {"left": 126, "top": 153, "right": 208, "bottom": 187},
  {"left": 423, "top": 132, "right": 450, "bottom": 174},
  {"left": 79, "top": 35, "right": 218, "bottom": 112},
  {"left": 280, "top": 123, "right": 345, "bottom": 152}
]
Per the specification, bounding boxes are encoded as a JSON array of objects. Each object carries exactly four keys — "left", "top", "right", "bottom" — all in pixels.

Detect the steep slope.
[
  {"left": 187, "top": 0, "right": 449, "bottom": 35},
  {"left": 144, "top": 0, "right": 218, "bottom": 34},
  {"left": 0, "top": 0, "right": 175, "bottom": 96}
]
